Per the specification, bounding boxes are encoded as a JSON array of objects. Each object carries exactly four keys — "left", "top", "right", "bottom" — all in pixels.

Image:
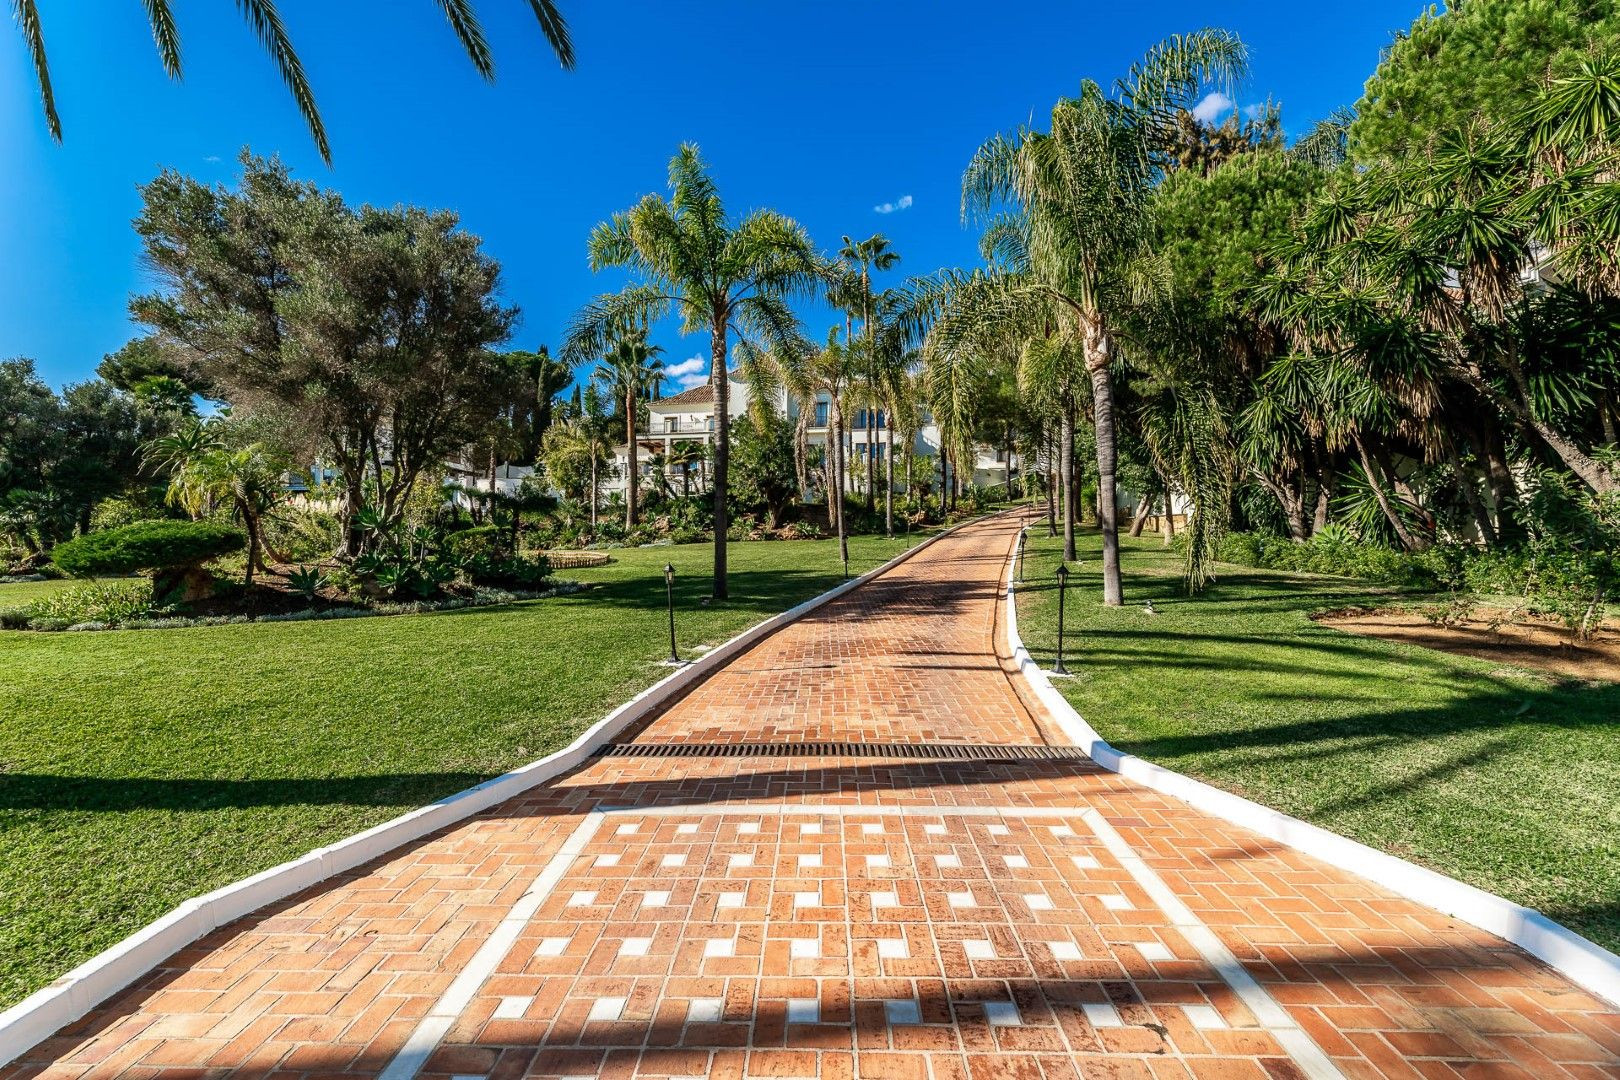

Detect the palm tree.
[
  {"left": 838, "top": 234, "right": 902, "bottom": 514},
  {"left": 149, "top": 421, "right": 289, "bottom": 586},
  {"left": 593, "top": 331, "right": 665, "bottom": 529},
  {"left": 668, "top": 440, "right": 705, "bottom": 496},
  {"left": 947, "top": 29, "right": 1248, "bottom": 605},
  {"left": 563, "top": 144, "right": 821, "bottom": 599},
  {"left": 15, "top": 0, "right": 575, "bottom": 165}
]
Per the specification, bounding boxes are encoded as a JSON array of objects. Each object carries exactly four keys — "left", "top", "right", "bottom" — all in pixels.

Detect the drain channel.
[{"left": 595, "top": 741, "right": 1094, "bottom": 761}]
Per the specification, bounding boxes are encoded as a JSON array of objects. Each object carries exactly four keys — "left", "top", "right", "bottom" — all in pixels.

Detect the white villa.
[{"left": 603, "top": 376, "right": 1014, "bottom": 501}]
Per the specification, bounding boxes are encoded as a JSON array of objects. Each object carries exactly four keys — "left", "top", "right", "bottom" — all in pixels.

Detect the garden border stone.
[
  {"left": 1001, "top": 516, "right": 1620, "bottom": 1008},
  {"left": 0, "top": 516, "right": 983, "bottom": 1064}
]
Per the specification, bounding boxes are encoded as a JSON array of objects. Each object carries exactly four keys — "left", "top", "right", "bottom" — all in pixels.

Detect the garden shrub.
[
  {"left": 23, "top": 579, "right": 153, "bottom": 624},
  {"left": 51, "top": 520, "right": 246, "bottom": 602}
]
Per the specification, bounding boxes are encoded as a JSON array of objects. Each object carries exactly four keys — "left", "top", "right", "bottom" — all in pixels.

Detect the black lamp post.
[
  {"left": 1053, "top": 561, "right": 1070, "bottom": 675},
  {"left": 1016, "top": 528, "right": 1027, "bottom": 585},
  {"left": 841, "top": 535, "right": 849, "bottom": 580},
  {"left": 663, "top": 562, "right": 679, "bottom": 664}
]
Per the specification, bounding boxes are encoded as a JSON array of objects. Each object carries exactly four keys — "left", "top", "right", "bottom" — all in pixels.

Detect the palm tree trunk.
[
  {"left": 1162, "top": 482, "right": 1176, "bottom": 545},
  {"left": 794, "top": 401, "right": 810, "bottom": 502},
  {"left": 1353, "top": 434, "right": 1419, "bottom": 552},
  {"left": 864, "top": 405, "right": 876, "bottom": 513},
  {"left": 710, "top": 320, "right": 730, "bottom": 599},
  {"left": 1085, "top": 323, "right": 1122, "bottom": 606},
  {"left": 625, "top": 392, "right": 638, "bottom": 529},
  {"left": 1060, "top": 402, "right": 1077, "bottom": 564},
  {"left": 589, "top": 451, "right": 598, "bottom": 533},
  {"left": 1045, "top": 428, "right": 1057, "bottom": 538},
  {"left": 884, "top": 421, "right": 895, "bottom": 538},
  {"left": 1128, "top": 494, "right": 1152, "bottom": 538}
]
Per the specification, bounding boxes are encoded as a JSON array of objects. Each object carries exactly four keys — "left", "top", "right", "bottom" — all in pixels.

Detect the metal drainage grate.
[{"left": 595, "top": 741, "right": 1094, "bottom": 761}]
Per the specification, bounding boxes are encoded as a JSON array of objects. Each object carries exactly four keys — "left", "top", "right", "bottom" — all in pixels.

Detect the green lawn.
[
  {"left": 0, "top": 532, "right": 933, "bottom": 1008},
  {"left": 1014, "top": 526, "right": 1619, "bottom": 953},
  {"left": 0, "top": 577, "right": 78, "bottom": 606}
]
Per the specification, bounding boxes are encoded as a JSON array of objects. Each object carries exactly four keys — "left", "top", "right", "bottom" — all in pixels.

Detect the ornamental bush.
[{"left": 51, "top": 520, "right": 246, "bottom": 602}]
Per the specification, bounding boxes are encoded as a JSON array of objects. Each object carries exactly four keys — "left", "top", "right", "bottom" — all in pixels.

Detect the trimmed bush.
[
  {"left": 51, "top": 521, "right": 246, "bottom": 603},
  {"left": 24, "top": 579, "right": 153, "bottom": 624}
]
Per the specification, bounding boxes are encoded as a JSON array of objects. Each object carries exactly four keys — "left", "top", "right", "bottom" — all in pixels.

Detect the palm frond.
[
  {"left": 523, "top": 0, "right": 575, "bottom": 69},
  {"left": 142, "top": 0, "right": 183, "bottom": 77},
  {"left": 14, "top": 0, "right": 59, "bottom": 141},
  {"left": 436, "top": 0, "right": 494, "bottom": 79},
  {"left": 234, "top": 0, "right": 329, "bottom": 164}
]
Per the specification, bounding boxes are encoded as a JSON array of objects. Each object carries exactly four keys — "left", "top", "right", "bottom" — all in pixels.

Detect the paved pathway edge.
[
  {"left": 0, "top": 515, "right": 996, "bottom": 1066},
  {"left": 1003, "top": 520, "right": 1620, "bottom": 1009}
]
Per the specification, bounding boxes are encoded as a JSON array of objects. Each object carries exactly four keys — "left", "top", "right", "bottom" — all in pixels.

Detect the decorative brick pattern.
[{"left": 5, "top": 513, "right": 1616, "bottom": 1080}]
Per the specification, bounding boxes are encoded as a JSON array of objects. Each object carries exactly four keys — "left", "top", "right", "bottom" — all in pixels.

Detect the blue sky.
[{"left": 3, "top": 0, "right": 1425, "bottom": 393}]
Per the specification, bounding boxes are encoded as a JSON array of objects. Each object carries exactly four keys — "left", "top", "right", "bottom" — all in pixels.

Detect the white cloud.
[
  {"left": 664, "top": 355, "right": 708, "bottom": 391},
  {"left": 204, "top": 155, "right": 222, "bottom": 163},
  {"left": 1192, "top": 91, "right": 1235, "bottom": 124},
  {"left": 873, "top": 194, "right": 914, "bottom": 215}
]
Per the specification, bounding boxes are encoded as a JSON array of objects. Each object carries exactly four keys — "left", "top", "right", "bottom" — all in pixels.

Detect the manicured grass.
[
  {"left": 0, "top": 531, "right": 934, "bottom": 1008},
  {"left": 1015, "top": 526, "right": 1619, "bottom": 953},
  {"left": 0, "top": 577, "right": 77, "bottom": 606}
]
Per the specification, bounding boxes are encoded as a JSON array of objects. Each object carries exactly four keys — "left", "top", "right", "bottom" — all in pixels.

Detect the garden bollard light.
[
  {"left": 1017, "top": 529, "right": 1027, "bottom": 584},
  {"left": 664, "top": 562, "right": 679, "bottom": 664},
  {"left": 1054, "top": 561, "right": 1070, "bottom": 675}
]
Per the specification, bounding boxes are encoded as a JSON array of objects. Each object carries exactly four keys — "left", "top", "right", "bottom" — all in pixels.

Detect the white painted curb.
[
  {"left": 0, "top": 516, "right": 989, "bottom": 1064},
  {"left": 1002, "top": 519, "right": 1620, "bottom": 1008}
]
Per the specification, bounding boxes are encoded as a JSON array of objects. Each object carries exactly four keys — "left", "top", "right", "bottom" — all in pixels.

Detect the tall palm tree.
[
  {"left": 668, "top": 440, "right": 704, "bottom": 496},
  {"left": 150, "top": 421, "right": 289, "bottom": 586},
  {"left": 563, "top": 144, "right": 821, "bottom": 598},
  {"left": 593, "top": 331, "right": 665, "bottom": 529},
  {"left": 15, "top": 0, "right": 575, "bottom": 165},
  {"left": 947, "top": 29, "right": 1248, "bottom": 605},
  {"left": 838, "top": 234, "right": 902, "bottom": 513}
]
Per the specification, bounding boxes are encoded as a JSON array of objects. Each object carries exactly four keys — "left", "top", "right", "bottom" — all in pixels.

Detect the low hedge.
[{"left": 52, "top": 521, "right": 246, "bottom": 578}]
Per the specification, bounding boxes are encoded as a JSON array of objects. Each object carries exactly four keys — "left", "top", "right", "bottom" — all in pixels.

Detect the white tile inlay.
[
  {"left": 800, "top": 822, "right": 822, "bottom": 834},
  {"left": 935, "top": 854, "right": 961, "bottom": 869},
  {"left": 867, "top": 854, "right": 891, "bottom": 868},
  {"left": 884, "top": 999, "right": 922, "bottom": 1025},
  {"left": 587, "top": 996, "right": 626, "bottom": 1022},
  {"left": 1004, "top": 855, "right": 1029, "bottom": 869},
  {"left": 1072, "top": 855, "right": 1101, "bottom": 870},
  {"left": 947, "top": 891, "right": 976, "bottom": 908},
  {"left": 493, "top": 995, "right": 532, "bottom": 1019},
  {"left": 1050, "top": 825, "right": 1076, "bottom": 838},
  {"left": 1048, "top": 941, "right": 1083, "bottom": 961},
  {"left": 962, "top": 939, "right": 995, "bottom": 960},
  {"left": 662, "top": 854, "right": 686, "bottom": 868},
  {"left": 688, "top": 998, "right": 724, "bottom": 1022},
  {"left": 593, "top": 854, "right": 620, "bottom": 868},
  {"left": 717, "top": 891, "right": 746, "bottom": 909},
  {"left": 984, "top": 1001, "right": 1022, "bottom": 1026},
  {"left": 1083, "top": 1002, "right": 1123, "bottom": 1028},
  {"left": 871, "top": 891, "right": 899, "bottom": 909},
  {"left": 703, "top": 938, "right": 735, "bottom": 957},
  {"left": 1184, "top": 1004, "right": 1227, "bottom": 1029},
  {"left": 987, "top": 824, "right": 1010, "bottom": 836},
  {"left": 567, "top": 890, "right": 596, "bottom": 907},
  {"left": 619, "top": 937, "right": 652, "bottom": 956},
  {"left": 876, "top": 938, "right": 909, "bottom": 959},
  {"left": 643, "top": 890, "right": 671, "bottom": 907},
  {"left": 799, "top": 854, "right": 822, "bottom": 868},
  {"left": 1137, "top": 942, "right": 1174, "bottom": 961},
  {"left": 738, "top": 822, "right": 760, "bottom": 834},
  {"left": 676, "top": 823, "right": 699, "bottom": 835},
  {"left": 616, "top": 824, "right": 639, "bottom": 835},
  {"left": 536, "top": 937, "right": 570, "bottom": 957},
  {"left": 790, "top": 938, "right": 819, "bottom": 959},
  {"left": 787, "top": 998, "right": 821, "bottom": 1024},
  {"left": 862, "top": 823, "right": 885, "bottom": 835},
  {"left": 924, "top": 823, "right": 947, "bottom": 835},
  {"left": 794, "top": 890, "right": 820, "bottom": 908},
  {"left": 729, "top": 853, "right": 753, "bottom": 868},
  {"left": 1024, "top": 892, "right": 1054, "bottom": 911},
  {"left": 1100, "top": 893, "right": 1133, "bottom": 910}
]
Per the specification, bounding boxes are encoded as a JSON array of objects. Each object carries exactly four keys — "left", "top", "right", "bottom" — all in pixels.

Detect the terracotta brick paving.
[{"left": 5, "top": 513, "right": 1617, "bottom": 1080}]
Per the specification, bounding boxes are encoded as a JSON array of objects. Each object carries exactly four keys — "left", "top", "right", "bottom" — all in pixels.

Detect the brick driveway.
[{"left": 7, "top": 513, "right": 1618, "bottom": 1080}]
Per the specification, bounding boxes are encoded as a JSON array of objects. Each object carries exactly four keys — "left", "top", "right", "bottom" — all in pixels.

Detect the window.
[
  {"left": 665, "top": 417, "right": 676, "bottom": 433},
  {"left": 814, "top": 401, "right": 829, "bottom": 427},
  {"left": 706, "top": 416, "right": 715, "bottom": 431}
]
